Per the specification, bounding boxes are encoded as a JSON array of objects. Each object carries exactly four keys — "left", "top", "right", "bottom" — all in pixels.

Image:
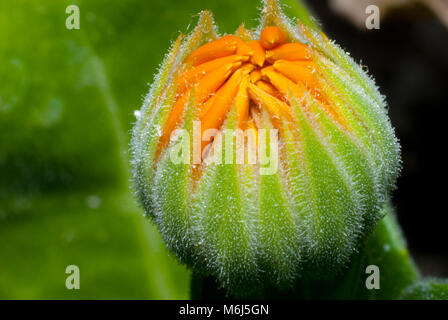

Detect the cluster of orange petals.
[{"left": 160, "top": 26, "right": 326, "bottom": 154}]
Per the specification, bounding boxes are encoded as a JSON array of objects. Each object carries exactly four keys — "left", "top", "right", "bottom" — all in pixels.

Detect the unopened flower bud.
[{"left": 131, "top": 0, "right": 401, "bottom": 294}]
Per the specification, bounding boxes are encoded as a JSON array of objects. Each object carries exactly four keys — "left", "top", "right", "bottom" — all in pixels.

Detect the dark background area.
[{"left": 306, "top": 0, "right": 448, "bottom": 277}]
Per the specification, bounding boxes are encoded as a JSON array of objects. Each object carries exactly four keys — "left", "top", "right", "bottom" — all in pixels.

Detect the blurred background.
[{"left": 0, "top": 0, "right": 447, "bottom": 299}]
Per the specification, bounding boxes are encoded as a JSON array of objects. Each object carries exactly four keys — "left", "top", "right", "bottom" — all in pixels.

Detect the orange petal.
[
  {"left": 247, "top": 82, "right": 292, "bottom": 119},
  {"left": 261, "top": 67, "right": 307, "bottom": 101},
  {"left": 200, "top": 64, "right": 254, "bottom": 118},
  {"left": 177, "top": 55, "right": 247, "bottom": 93},
  {"left": 273, "top": 60, "right": 318, "bottom": 88},
  {"left": 218, "top": 35, "right": 253, "bottom": 57},
  {"left": 247, "top": 40, "right": 265, "bottom": 67},
  {"left": 249, "top": 69, "right": 262, "bottom": 83},
  {"left": 235, "top": 76, "right": 250, "bottom": 127},
  {"left": 200, "top": 65, "right": 254, "bottom": 149},
  {"left": 255, "top": 80, "right": 281, "bottom": 99},
  {"left": 186, "top": 37, "right": 238, "bottom": 66},
  {"left": 260, "top": 65, "right": 275, "bottom": 77},
  {"left": 266, "top": 43, "right": 310, "bottom": 62},
  {"left": 199, "top": 93, "right": 217, "bottom": 120},
  {"left": 159, "top": 89, "right": 191, "bottom": 150},
  {"left": 262, "top": 68, "right": 342, "bottom": 126},
  {"left": 263, "top": 65, "right": 327, "bottom": 104},
  {"left": 194, "top": 61, "right": 242, "bottom": 104},
  {"left": 246, "top": 118, "right": 258, "bottom": 153},
  {"left": 260, "top": 26, "right": 288, "bottom": 49}
]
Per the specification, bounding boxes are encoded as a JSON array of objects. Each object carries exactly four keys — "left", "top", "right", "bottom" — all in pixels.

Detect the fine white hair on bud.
[{"left": 131, "top": 0, "right": 401, "bottom": 295}]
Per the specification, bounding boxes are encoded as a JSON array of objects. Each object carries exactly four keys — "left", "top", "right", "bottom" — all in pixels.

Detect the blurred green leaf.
[
  {"left": 0, "top": 191, "right": 190, "bottom": 299},
  {"left": 401, "top": 279, "right": 448, "bottom": 300}
]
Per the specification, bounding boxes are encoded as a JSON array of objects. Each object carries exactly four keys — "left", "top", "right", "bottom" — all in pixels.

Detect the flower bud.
[{"left": 131, "top": 0, "right": 401, "bottom": 294}]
